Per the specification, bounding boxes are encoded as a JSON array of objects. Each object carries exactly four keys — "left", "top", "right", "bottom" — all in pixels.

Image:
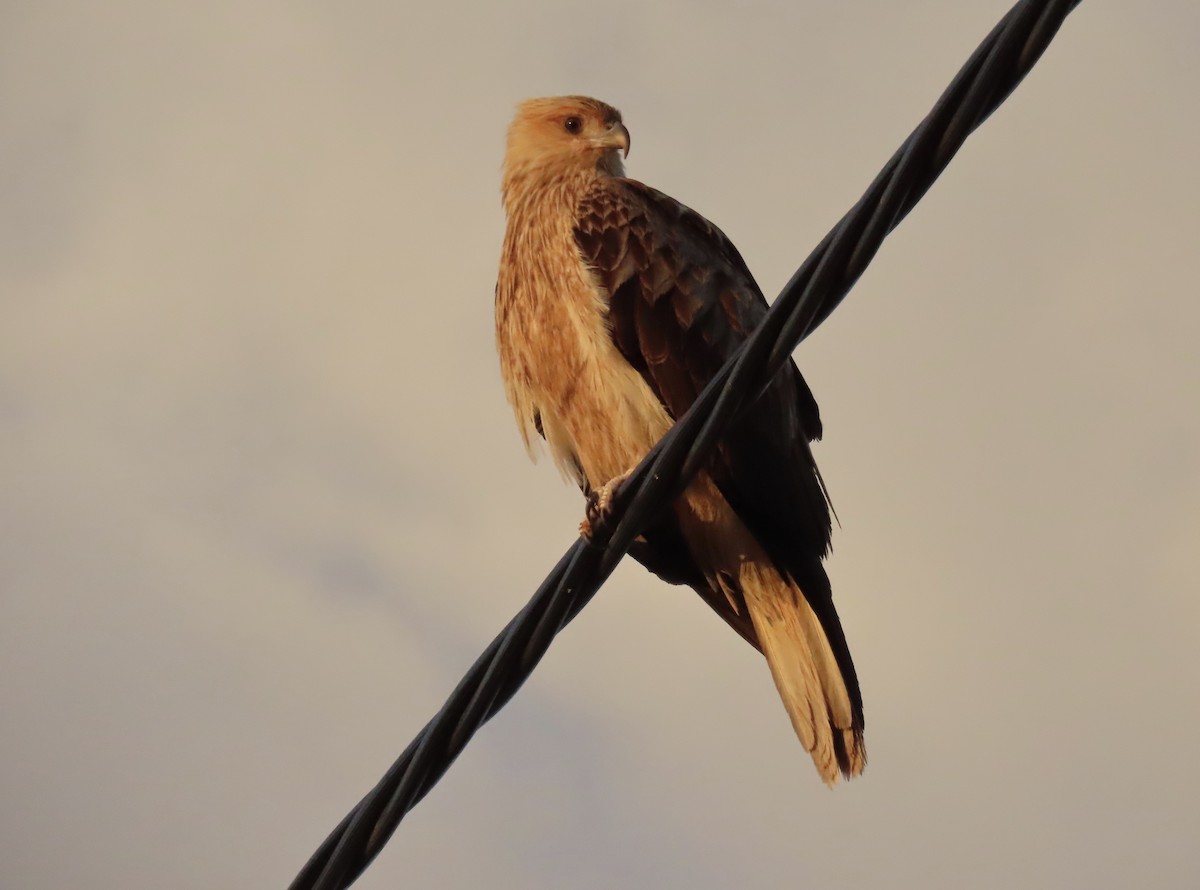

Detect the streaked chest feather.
[{"left": 496, "top": 204, "right": 671, "bottom": 486}]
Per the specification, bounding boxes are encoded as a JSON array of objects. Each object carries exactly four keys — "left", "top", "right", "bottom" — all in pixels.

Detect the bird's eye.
[{"left": 564, "top": 116, "right": 583, "bottom": 134}]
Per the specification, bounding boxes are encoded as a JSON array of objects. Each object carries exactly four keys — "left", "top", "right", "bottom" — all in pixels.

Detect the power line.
[{"left": 289, "top": 2, "right": 1083, "bottom": 887}]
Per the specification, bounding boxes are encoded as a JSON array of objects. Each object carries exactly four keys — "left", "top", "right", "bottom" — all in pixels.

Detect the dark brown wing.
[{"left": 574, "top": 177, "right": 861, "bottom": 718}]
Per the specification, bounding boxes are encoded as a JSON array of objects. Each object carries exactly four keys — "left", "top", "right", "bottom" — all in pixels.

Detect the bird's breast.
[{"left": 497, "top": 221, "right": 672, "bottom": 488}]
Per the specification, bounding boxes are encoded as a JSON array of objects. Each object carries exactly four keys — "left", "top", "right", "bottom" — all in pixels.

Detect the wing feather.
[{"left": 575, "top": 177, "right": 862, "bottom": 723}]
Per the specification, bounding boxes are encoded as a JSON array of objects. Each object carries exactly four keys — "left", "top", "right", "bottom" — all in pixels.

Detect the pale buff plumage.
[
  {"left": 495, "top": 96, "right": 865, "bottom": 784},
  {"left": 497, "top": 97, "right": 663, "bottom": 488}
]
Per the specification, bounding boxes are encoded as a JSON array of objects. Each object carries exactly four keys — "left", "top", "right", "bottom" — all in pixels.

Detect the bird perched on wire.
[{"left": 495, "top": 96, "right": 864, "bottom": 784}]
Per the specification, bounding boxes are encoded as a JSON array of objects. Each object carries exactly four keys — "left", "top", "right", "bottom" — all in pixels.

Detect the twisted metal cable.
[{"left": 290, "top": 2, "right": 1082, "bottom": 886}]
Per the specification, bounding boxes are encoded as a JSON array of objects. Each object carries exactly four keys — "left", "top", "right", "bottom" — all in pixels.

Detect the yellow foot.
[{"left": 578, "top": 470, "right": 633, "bottom": 541}]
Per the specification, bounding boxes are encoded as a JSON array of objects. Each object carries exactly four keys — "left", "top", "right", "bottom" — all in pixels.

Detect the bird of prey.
[{"left": 495, "top": 96, "right": 864, "bottom": 784}]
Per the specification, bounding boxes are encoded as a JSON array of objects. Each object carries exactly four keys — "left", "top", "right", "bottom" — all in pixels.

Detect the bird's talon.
[{"left": 579, "top": 471, "right": 630, "bottom": 542}]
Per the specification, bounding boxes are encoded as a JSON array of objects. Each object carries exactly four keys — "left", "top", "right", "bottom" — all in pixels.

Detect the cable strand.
[{"left": 288, "top": 3, "right": 1083, "bottom": 887}]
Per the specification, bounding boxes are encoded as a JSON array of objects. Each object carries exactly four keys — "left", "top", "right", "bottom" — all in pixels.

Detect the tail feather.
[
  {"left": 677, "top": 476, "right": 865, "bottom": 784},
  {"left": 740, "top": 562, "right": 866, "bottom": 785}
]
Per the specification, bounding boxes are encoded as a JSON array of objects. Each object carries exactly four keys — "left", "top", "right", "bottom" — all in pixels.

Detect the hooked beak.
[{"left": 604, "top": 122, "right": 630, "bottom": 158}]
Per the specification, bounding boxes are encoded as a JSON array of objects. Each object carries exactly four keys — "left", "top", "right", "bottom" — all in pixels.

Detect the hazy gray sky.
[{"left": 3, "top": 2, "right": 1198, "bottom": 888}]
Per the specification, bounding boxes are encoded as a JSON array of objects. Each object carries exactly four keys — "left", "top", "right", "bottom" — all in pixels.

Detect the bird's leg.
[{"left": 579, "top": 469, "right": 634, "bottom": 540}]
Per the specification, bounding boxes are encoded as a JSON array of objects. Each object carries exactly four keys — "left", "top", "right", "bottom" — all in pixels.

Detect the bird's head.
[{"left": 504, "top": 96, "right": 630, "bottom": 181}]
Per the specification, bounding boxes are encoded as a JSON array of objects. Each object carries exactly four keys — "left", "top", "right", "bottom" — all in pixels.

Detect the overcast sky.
[{"left": 3, "top": 2, "right": 1198, "bottom": 888}]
